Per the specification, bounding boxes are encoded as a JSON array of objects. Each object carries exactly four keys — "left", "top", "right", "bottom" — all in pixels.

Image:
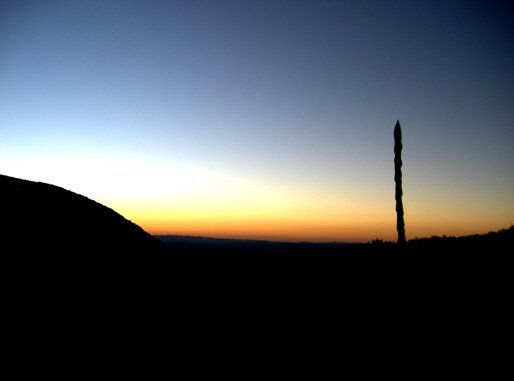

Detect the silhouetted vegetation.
[
  {"left": 394, "top": 120, "right": 406, "bottom": 245},
  {"left": 407, "top": 226, "right": 513, "bottom": 252}
]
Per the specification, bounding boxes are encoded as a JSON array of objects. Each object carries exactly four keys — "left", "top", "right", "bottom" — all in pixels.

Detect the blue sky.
[{"left": 1, "top": 0, "right": 513, "bottom": 240}]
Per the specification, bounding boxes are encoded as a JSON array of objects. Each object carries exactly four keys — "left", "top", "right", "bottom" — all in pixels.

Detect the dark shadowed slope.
[{"left": 0, "top": 174, "right": 163, "bottom": 261}]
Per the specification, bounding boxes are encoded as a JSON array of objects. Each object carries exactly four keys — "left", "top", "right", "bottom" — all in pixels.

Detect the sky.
[{"left": 1, "top": 0, "right": 513, "bottom": 242}]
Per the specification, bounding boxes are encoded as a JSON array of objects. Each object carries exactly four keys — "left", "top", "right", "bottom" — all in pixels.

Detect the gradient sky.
[{"left": 1, "top": 0, "right": 513, "bottom": 241}]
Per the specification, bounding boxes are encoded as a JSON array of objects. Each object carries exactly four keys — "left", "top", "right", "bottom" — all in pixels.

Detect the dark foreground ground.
[{"left": 155, "top": 228, "right": 512, "bottom": 287}]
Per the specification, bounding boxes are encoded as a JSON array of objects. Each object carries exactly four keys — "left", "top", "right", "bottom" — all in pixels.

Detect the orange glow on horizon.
[
  {"left": 4, "top": 153, "right": 512, "bottom": 243},
  {"left": 135, "top": 215, "right": 510, "bottom": 243}
]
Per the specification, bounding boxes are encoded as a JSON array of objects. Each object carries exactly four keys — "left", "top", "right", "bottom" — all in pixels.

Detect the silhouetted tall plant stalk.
[{"left": 394, "top": 120, "right": 406, "bottom": 245}]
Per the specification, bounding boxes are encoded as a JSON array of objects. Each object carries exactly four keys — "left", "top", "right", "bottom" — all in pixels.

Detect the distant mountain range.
[
  {"left": 157, "top": 227, "right": 513, "bottom": 256},
  {"left": 156, "top": 234, "right": 358, "bottom": 254}
]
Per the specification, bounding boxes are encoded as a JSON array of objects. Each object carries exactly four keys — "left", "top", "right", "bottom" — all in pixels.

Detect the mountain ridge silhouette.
[{"left": 1, "top": 173, "right": 164, "bottom": 259}]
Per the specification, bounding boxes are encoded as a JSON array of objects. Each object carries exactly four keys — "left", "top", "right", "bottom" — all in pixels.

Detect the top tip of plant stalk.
[{"left": 394, "top": 120, "right": 402, "bottom": 136}]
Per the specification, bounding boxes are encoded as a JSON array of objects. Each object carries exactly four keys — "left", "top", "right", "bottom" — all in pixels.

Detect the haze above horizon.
[{"left": 1, "top": 0, "right": 513, "bottom": 242}]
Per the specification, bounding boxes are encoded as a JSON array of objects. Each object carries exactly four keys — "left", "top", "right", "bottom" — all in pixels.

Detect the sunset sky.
[{"left": 1, "top": 0, "right": 513, "bottom": 242}]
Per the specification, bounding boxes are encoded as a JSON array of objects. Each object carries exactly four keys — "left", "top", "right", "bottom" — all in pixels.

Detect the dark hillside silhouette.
[{"left": 1, "top": 174, "right": 164, "bottom": 264}]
